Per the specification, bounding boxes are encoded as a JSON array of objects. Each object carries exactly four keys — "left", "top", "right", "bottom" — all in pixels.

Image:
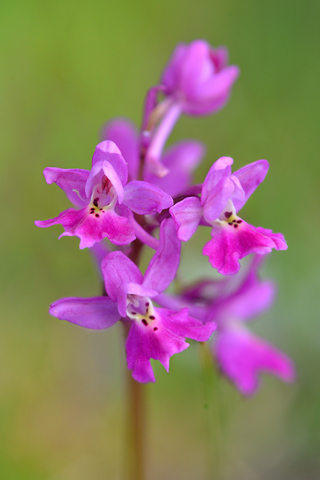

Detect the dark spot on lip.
[
  {"left": 95, "top": 214, "right": 99, "bottom": 218},
  {"left": 93, "top": 198, "right": 99, "bottom": 207},
  {"left": 228, "top": 222, "right": 233, "bottom": 226},
  {"left": 145, "top": 302, "right": 149, "bottom": 306},
  {"left": 234, "top": 224, "right": 238, "bottom": 228},
  {"left": 153, "top": 327, "right": 158, "bottom": 331},
  {"left": 225, "top": 211, "right": 232, "bottom": 218},
  {"left": 149, "top": 316, "right": 155, "bottom": 320},
  {"left": 90, "top": 211, "right": 94, "bottom": 214},
  {"left": 131, "top": 312, "right": 136, "bottom": 315},
  {"left": 236, "top": 220, "right": 242, "bottom": 224},
  {"left": 142, "top": 319, "right": 148, "bottom": 326}
]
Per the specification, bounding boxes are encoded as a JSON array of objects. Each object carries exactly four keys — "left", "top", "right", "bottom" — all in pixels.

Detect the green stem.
[{"left": 200, "top": 342, "right": 224, "bottom": 480}]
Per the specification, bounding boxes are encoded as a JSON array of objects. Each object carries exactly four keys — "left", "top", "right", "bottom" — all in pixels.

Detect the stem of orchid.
[
  {"left": 123, "top": 322, "right": 146, "bottom": 480},
  {"left": 200, "top": 342, "right": 223, "bottom": 480},
  {"left": 123, "top": 214, "right": 148, "bottom": 480}
]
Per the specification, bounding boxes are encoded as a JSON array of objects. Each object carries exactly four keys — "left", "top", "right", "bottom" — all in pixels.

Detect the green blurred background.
[{"left": 1, "top": 0, "right": 319, "bottom": 478}]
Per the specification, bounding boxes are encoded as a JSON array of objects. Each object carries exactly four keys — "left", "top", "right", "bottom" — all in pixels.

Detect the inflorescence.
[{"left": 35, "top": 39, "right": 295, "bottom": 394}]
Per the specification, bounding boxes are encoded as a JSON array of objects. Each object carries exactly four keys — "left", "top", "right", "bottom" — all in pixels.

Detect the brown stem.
[
  {"left": 123, "top": 322, "right": 146, "bottom": 480},
  {"left": 122, "top": 221, "right": 147, "bottom": 479}
]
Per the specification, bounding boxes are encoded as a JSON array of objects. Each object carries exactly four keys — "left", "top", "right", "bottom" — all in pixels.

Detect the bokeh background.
[{"left": 1, "top": 0, "right": 319, "bottom": 478}]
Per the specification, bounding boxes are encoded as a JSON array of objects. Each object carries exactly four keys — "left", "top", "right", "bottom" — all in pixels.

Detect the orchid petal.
[
  {"left": 203, "top": 220, "right": 287, "bottom": 275},
  {"left": 201, "top": 157, "right": 233, "bottom": 205},
  {"left": 123, "top": 180, "right": 173, "bottom": 215},
  {"left": 232, "top": 160, "right": 269, "bottom": 212},
  {"left": 101, "top": 251, "right": 143, "bottom": 303},
  {"left": 170, "top": 196, "right": 202, "bottom": 241},
  {"left": 85, "top": 159, "right": 124, "bottom": 203},
  {"left": 91, "top": 140, "right": 128, "bottom": 185},
  {"left": 203, "top": 176, "right": 235, "bottom": 223},
  {"left": 49, "top": 296, "right": 120, "bottom": 329},
  {"left": 36, "top": 205, "right": 135, "bottom": 249},
  {"left": 125, "top": 310, "right": 190, "bottom": 383},
  {"left": 143, "top": 218, "right": 181, "bottom": 293},
  {"left": 160, "top": 307, "right": 216, "bottom": 342},
  {"left": 43, "top": 167, "right": 89, "bottom": 207},
  {"left": 214, "top": 326, "right": 295, "bottom": 395}
]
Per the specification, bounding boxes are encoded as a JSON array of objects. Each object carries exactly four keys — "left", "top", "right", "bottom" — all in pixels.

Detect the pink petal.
[
  {"left": 91, "top": 140, "right": 128, "bottom": 186},
  {"left": 214, "top": 326, "right": 295, "bottom": 395},
  {"left": 123, "top": 180, "right": 173, "bottom": 215},
  {"left": 232, "top": 160, "right": 269, "bottom": 212},
  {"left": 36, "top": 206, "right": 135, "bottom": 249},
  {"left": 170, "top": 196, "right": 202, "bottom": 241},
  {"left": 43, "top": 167, "right": 89, "bottom": 207},
  {"left": 49, "top": 296, "right": 120, "bottom": 329},
  {"left": 203, "top": 220, "right": 288, "bottom": 275},
  {"left": 143, "top": 218, "right": 181, "bottom": 293},
  {"left": 201, "top": 156, "right": 234, "bottom": 205}
]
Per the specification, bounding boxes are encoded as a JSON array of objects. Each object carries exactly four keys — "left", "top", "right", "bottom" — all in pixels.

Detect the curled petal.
[
  {"left": 214, "top": 326, "right": 295, "bottom": 395},
  {"left": 203, "top": 177, "right": 235, "bottom": 223},
  {"left": 101, "top": 251, "right": 143, "bottom": 304},
  {"left": 203, "top": 220, "right": 287, "bottom": 275},
  {"left": 49, "top": 296, "right": 120, "bottom": 329},
  {"left": 43, "top": 167, "right": 89, "bottom": 207},
  {"left": 85, "top": 159, "right": 124, "bottom": 203},
  {"left": 123, "top": 180, "right": 173, "bottom": 215},
  {"left": 201, "top": 157, "right": 233, "bottom": 205},
  {"left": 170, "top": 196, "right": 202, "bottom": 241},
  {"left": 187, "top": 65, "right": 239, "bottom": 115},
  {"left": 91, "top": 140, "right": 128, "bottom": 186}
]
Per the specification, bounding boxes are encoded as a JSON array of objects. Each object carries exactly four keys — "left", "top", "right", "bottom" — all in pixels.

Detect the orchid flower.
[
  {"left": 144, "top": 40, "right": 239, "bottom": 175},
  {"left": 35, "top": 140, "right": 173, "bottom": 249},
  {"left": 170, "top": 156, "right": 287, "bottom": 275},
  {"left": 49, "top": 219, "right": 215, "bottom": 382}
]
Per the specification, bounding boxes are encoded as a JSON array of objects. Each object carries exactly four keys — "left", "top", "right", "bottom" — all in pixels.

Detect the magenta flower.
[
  {"left": 207, "top": 256, "right": 295, "bottom": 395},
  {"left": 144, "top": 40, "right": 239, "bottom": 175},
  {"left": 161, "top": 40, "right": 239, "bottom": 116},
  {"left": 49, "top": 219, "right": 215, "bottom": 382},
  {"left": 102, "top": 219, "right": 215, "bottom": 382},
  {"left": 102, "top": 117, "right": 205, "bottom": 196},
  {"left": 170, "top": 156, "right": 287, "bottom": 275},
  {"left": 35, "top": 140, "right": 173, "bottom": 249},
  {"left": 172, "top": 256, "right": 295, "bottom": 395}
]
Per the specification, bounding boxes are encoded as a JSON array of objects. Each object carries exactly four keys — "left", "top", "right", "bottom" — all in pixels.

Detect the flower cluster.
[{"left": 36, "top": 40, "right": 294, "bottom": 393}]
